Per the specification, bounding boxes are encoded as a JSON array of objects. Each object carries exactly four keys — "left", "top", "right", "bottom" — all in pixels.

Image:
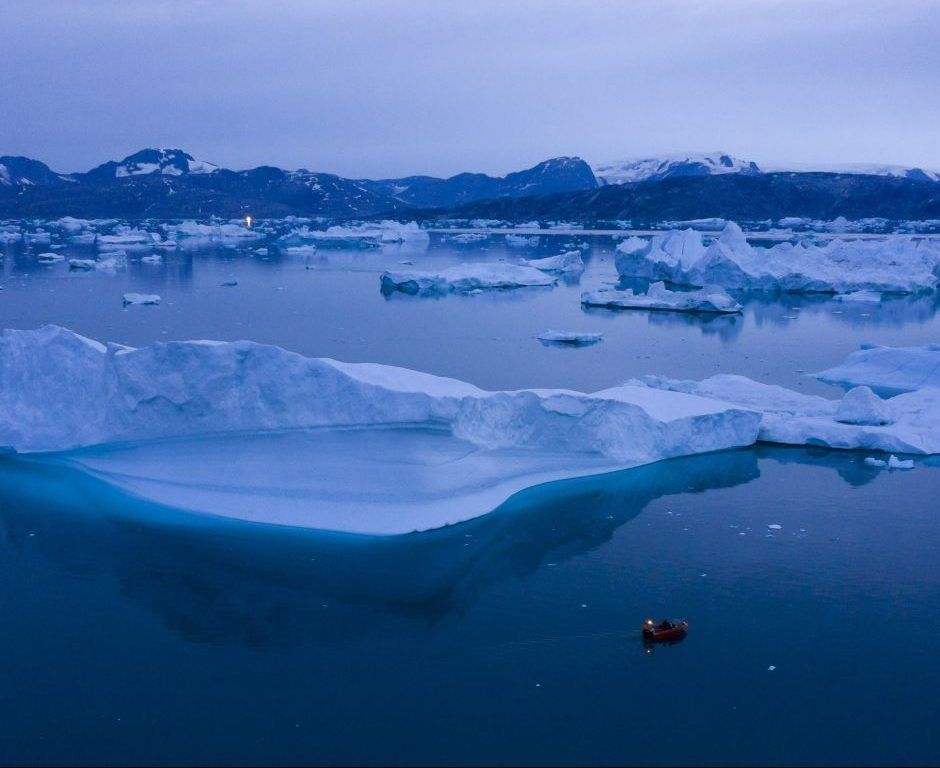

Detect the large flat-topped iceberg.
[
  {"left": 581, "top": 281, "right": 741, "bottom": 314},
  {"left": 615, "top": 222, "right": 940, "bottom": 294},
  {"left": 814, "top": 343, "right": 940, "bottom": 395},
  {"left": 0, "top": 326, "right": 760, "bottom": 533},
  {"left": 381, "top": 263, "right": 556, "bottom": 295}
]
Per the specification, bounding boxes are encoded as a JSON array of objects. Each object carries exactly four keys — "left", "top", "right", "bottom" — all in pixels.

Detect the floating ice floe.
[
  {"left": 581, "top": 281, "right": 742, "bottom": 314},
  {"left": 865, "top": 455, "right": 915, "bottom": 470},
  {"left": 280, "top": 221, "right": 428, "bottom": 249},
  {"left": 537, "top": 330, "right": 604, "bottom": 346},
  {"left": 615, "top": 222, "right": 940, "bottom": 294},
  {"left": 446, "top": 233, "right": 488, "bottom": 244},
  {"left": 141, "top": 254, "right": 163, "bottom": 264},
  {"left": 0, "top": 325, "right": 760, "bottom": 533},
  {"left": 37, "top": 252, "right": 64, "bottom": 263},
  {"left": 814, "top": 343, "right": 940, "bottom": 395},
  {"left": 68, "top": 255, "right": 125, "bottom": 271},
  {"left": 174, "top": 221, "right": 264, "bottom": 243},
  {"left": 505, "top": 234, "right": 540, "bottom": 248},
  {"left": 633, "top": 373, "right": 940, "bottom": 454},
  {"left": 381, "top": 263, "right": 556, "bottom": 296},
  {"left": 525, "top": 250, "right": 584, "bottom": 274},
  {"left": 98, "top": 228, "right": 157, "bottom": 248},
  {"left": 122, "top": 293, "right": 161, "bottom": 306},
  {"left": 833, "top": 290, "right": 882, "bottom": 303}
]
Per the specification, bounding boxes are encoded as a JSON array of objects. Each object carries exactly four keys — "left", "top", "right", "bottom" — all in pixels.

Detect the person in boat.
[{"left": 657, "top": 619, "right": 672, "bottom": 631}]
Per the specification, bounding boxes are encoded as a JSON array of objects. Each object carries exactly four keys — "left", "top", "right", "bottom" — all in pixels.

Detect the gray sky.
[{"left": 2, "top": 0, "right": 938, "bottom": 177}]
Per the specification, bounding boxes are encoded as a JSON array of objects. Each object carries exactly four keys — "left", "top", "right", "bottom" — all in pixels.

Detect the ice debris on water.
[{"left": 122, "top": 293, "right": 161, "bottom": 306}]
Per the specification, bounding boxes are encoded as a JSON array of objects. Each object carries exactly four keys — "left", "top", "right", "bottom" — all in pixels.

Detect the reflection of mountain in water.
[{"left": 0, "top": 449, "right": 759, "bottom": 649}]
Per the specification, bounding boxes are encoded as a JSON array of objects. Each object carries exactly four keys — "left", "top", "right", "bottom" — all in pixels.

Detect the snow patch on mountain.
[{"left": 593, "top": 152, "right": 760, "bottom": 185}]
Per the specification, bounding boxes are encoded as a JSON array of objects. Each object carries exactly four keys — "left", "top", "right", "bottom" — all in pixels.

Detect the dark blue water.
[
  {"left": 3, "top": 226, "right": 940, "bottom": 764},
  {"left": 1, "top": 447, "right": 939, "bottom": 765}
]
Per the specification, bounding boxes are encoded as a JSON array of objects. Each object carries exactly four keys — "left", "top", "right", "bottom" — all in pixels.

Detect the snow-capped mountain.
[
  {"left": 82, "top": 148, "right": 219, "bottom": 181},
  {"left": 593, "top": 153, "right": 761, "bottom": 185},
  {"left": 760, "top": 161, "right": 940, "bottom": 183},
  {"left": 0, "top": 156, "right": 73, "bottom": 187}
]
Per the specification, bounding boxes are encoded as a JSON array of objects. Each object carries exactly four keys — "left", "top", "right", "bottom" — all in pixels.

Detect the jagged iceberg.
[
  {"left": 525, "top": 250, "right": 584, "bottom": 274},
  {"left": 615, "top": 222, "right": 940, "bottom": 294},
  {"left": 581, "top": 281, "right": 741, "bottom": 313},
  {"left": 381, "top": 263, "right": 556, "bottom": 295}
]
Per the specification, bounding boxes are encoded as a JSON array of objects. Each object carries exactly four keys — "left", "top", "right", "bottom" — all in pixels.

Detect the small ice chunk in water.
[
  {"left": 865, "top": 455, "right": 914, "bottom": 470},
  {"left": 768, "top": 665, "right": 777, "bottom": 672},
  {"left": 122, "top": 292, "right": 161, "bottom": 306},
  {"left": 141, "top": 254, "right": 163, "bottom": 264},
  {"left": 887, "top": 455, "right": 914, "bottom": 470},
  {"left": 37, "top": 252, "right": 64, "bottom": 263},
  {"left": 537, "top": 330, "right": 603, "bottom": 346},
  {"left": 767, "top": 524, "right": 782, "bottom": 530}
]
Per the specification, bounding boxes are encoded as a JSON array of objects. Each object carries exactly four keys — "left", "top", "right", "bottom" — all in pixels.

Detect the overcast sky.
[{"left": 2, "top": 0, "right": 938, "bottom": 177}]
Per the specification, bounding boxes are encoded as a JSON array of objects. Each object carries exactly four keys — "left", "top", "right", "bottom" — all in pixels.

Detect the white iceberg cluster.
[
  {"left": 581, "top": 281, "right": 741, "bottom": 314},
  {"left": 633, "top": 375, "right": 940, "bottom": 455},
  {"left": 381, "top": 263, "right": 556, "bottom": 295},
  {"left": 279, "top": 221, "right": 429, "bottom": 249},
  {"left": 173, "top": 221, "right": 264, "bottom": 244},
  {"left": 615, "top": 222, "right": 940, "bottom": 294}
]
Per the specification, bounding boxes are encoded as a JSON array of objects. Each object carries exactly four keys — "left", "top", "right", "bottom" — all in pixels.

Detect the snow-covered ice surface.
[
  {"left": 814, "top": 344, "right": 940, "bottom": 395},
  {"left": 634, "top": 374, "right": 940, "bottom": 455},
  {"left": 615, "top": 222, "right": 940, "bottom": 294},
  {"left": 581, "top": 281, "right": 741, "bottom": 313},
  {"left": 381, "top": 263, "right": 557, "bottom": 295},
  {"left": 0, "top": 326, "right": 760, "bottom": 533}
]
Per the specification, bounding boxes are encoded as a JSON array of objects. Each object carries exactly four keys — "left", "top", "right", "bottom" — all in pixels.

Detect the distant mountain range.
[
  {"left": 1, "top": 147, "right": 938, "bottom": 220},
  {"left": 427, "top": 172, "right": 940, "bottom": 224},
  {"left": 0, "top": 148, "right": 597, "bottom": 218}
]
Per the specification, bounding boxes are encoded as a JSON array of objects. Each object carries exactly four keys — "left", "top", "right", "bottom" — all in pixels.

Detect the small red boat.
[{"left": 642, "top": 618, "right": 688, "bottom": 642}]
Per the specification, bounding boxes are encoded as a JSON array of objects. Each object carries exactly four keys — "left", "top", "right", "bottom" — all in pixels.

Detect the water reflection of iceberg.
[{"left": 0, "top": 448, "right": 759, "bottom": 649}]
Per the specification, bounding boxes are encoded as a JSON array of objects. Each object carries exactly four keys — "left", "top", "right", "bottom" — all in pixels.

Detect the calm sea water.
[{"left": 1, "top": 230, "right": 939, "bottom": 764}]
